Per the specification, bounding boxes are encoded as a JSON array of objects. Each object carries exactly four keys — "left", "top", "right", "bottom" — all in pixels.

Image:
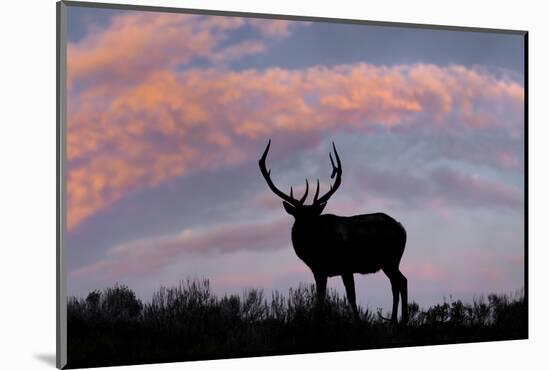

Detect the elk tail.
[
  {"left": 396, "top": 222, "right": 407, "bottom": 260},
  {"left": 399, "top": 222, "right": 407, "bottom": 248}
]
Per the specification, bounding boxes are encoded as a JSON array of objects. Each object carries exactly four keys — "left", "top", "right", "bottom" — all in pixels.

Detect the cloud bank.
[
  {"left": 71, "top": 217, "right": 291, "bottom": 278},
  {"left": 67, "top": 64, "right": 523, "bottom": 229}
]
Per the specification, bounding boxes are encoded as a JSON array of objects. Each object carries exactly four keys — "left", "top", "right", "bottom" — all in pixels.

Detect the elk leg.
[
  {"left": 314, "top": 272, "right": 327, "bottom": 306},
  {"left": 397, "top": 270, "right": 408, "bottom": 323},
  {"left": 342, "top": 273, "right": 359, "bottom": 320},
  {"left": 383, "top": 269, "right": 400, "bottom": 324}
]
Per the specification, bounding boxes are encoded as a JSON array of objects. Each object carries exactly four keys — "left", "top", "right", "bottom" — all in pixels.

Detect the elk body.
[{"left": 259, "top": 140, "right": 408, "bottom": 323}]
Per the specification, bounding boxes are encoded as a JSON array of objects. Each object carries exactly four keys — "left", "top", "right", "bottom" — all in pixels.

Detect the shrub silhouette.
[
  {"left": 103, "top": 284, "right": 143, "bottom": 320},
  {"left": 66, "top": 280, "right": 526, "bottom": 369}
]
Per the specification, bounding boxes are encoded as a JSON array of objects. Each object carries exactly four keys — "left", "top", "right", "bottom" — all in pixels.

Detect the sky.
[{"left": 65, "top": 5, "right": 525, "bottom": 311}]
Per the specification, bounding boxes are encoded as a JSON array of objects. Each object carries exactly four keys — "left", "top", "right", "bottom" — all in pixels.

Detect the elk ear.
[
  {"left": 313, "top": 202, "right": 327, "bottom": 215},
  {"left": 283, "top": 201, "right": 296, "bottom": 215}
]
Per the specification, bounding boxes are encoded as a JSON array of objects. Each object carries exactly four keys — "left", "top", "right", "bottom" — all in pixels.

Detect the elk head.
[{"left": 258, "top": 140, "right": 342, "bottom": 219}]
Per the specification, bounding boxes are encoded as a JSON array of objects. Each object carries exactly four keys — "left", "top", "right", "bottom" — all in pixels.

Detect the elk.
[{"left": 259, "top": 140, "right": 408, "bottom": 323}]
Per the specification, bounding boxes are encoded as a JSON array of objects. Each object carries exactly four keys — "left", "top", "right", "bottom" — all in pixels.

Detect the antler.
[
  {"left": 259, "top": 140, "right": 309, "bottom": 206},
  {"left": 313, "top": 142, "right": 342, "bottom": 205}
]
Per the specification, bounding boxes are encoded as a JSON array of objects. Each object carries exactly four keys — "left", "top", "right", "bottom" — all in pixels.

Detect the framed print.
[{"left": 56, "top": 1, "right": 527, "bottom": 368}]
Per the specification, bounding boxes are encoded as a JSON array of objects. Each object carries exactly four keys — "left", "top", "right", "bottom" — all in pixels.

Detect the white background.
[{"left": 0, "top": 0, "right": 547, "bottom": 369}]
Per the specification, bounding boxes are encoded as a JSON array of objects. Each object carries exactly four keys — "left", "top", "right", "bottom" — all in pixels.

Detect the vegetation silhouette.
[
  {"left": 66, "top": 280, "right": 526, "bottom": 369},
  {"left": 259, "top": 140, "right": 408, "bottom": 323}
]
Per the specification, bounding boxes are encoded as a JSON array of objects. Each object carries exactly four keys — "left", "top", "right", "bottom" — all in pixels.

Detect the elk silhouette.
[{"left": 259, "top": 140, "right": 408, "bottom": 323}]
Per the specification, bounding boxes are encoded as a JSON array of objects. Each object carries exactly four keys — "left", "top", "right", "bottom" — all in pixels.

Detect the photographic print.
[{"left": 57, "top": 1, "right": 527, "bottom": 368}]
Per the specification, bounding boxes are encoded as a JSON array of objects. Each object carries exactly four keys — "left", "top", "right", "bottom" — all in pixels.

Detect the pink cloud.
[
  {"left": 438, "top": 250, "right": 524, "bottom": 293},
  {"left": 352, "top": 164, "right": 522, "bottom": 211},
  {"left": 248, "top": 19, "right": 309, "bottom": 38},
  {"left": 66, "top": 12, "right": 524, "bottom": 230},
  {"left": 430, "top": 167, "right": 522, "bottom": 208},
  {"left": 67, "top": 64, "right": 523, "bottom": 229},
  {"left": 481, "top": 267, "right": 504, "bottom": 283},
  {"left": 68, "top": 12, "right": 305, "bottom": 90},
  {"left": 70, "top": 217, "right": 292, "bottom": 279},
  {"left": 496, "top": 150, "right": 522, "bottom": 169},
  {"left": 399, "top": 249, "right": 523, "bottom": 297},
  {"left": 460, "top": 250, "right": 524, "bottom": 266},
  {"left": 402, "top": 262, "right": 449, "bottom": 280}
]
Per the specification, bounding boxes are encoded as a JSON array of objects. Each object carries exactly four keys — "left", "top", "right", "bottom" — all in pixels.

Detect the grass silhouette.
[{"left": 66, "top": 279, "right": 526, "bottom": 368}]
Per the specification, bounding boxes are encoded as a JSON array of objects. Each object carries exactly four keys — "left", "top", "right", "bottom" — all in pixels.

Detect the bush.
[{"left": 66, "top": 280, "right": 527, "bottom": 369}]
